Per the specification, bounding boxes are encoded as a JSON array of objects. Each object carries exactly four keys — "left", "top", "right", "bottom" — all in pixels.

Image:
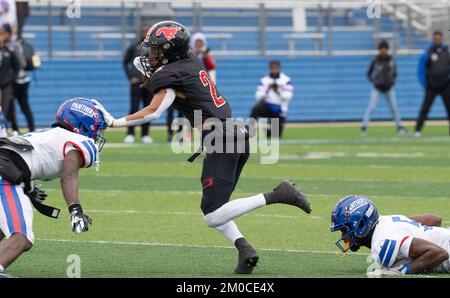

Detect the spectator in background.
[
  {"left": 4, "top": 23, "right": 34, "bottom": 132},
  {"left": 191, "top": 32, "right": 216, "bottom": 82},
  {"left": 250, "top": 60, "right": 293, "bottom": 138},
  {"left": 415, "top": 31, "right": 450, "bottom": 137},
  {"left": 15, "top": 1, "right": 29, "bottom": 39},
  {"left": 0, "top": 25, "right": 19, "bottom": 136},
  {"left": 0, "top": 0, "right": 16, "bottom": 28},
  {"left": 361, "top": 40, "right": 406, "bottom": 135},
  {"left": 122, "top": 24, "right": 153, "bottom": 144}
]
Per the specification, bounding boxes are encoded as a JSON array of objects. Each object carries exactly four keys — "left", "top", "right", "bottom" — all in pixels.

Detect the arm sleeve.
[
  {"left": 10, "top": 49, "right": 20, "bottom": 78},
  {"left": 122, "top": 46, "right": 134, "bottom": 80},
  {"left": 367, "top": 60, "right": 375, "bottom": 82},
  {"left": 373, "top": 237, "right": 413, "bottom": 268},
  {"left": 63, "top": 138, "right": 98, "bottom": 168},
  {"left": 255, "top": 79, "right": 267, "bottom": 101},
  {"left": 203, "top": 52, "right": 216, "bottom": 70},
  {"left": 115, "top": 88, "right": 176, "bottom": 127},
  {"left": 417, "top": 50, "right": 429, "bottom": 87},
  {"left": 280, "top": 80, "right": 294, "bottom": 101}
]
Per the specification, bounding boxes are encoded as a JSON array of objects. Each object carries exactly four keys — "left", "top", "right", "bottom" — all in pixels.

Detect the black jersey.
[{"left": 149, "top": 53, "right": 232, "bottom": 125}]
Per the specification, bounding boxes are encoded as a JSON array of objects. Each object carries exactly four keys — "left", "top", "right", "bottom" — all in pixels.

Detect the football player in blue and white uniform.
[
  {"left": 0, "top": 97, "right": 108, "bottom": 278},
  {"left": 331, "top": 195, "right": 450, "bottom": 275}
]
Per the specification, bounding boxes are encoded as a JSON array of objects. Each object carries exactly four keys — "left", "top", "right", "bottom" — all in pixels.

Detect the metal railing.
[{"left": 23, "top": 0, "right": 431, "bottom": 58}]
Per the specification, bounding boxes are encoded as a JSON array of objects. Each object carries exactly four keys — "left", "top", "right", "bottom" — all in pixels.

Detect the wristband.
[
  {"left": 112, "top": 117, "right": 127, "bottom": 128},
  {"left": 400, "top": 262, "right": 412, "bottom": 275},
  {"left": 69, "top": 203, "right": 83, "bottom": 213}
]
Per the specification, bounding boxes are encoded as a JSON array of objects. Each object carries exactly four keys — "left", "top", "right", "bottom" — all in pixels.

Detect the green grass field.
[{"left": 6, "top": 123, "right": 450, "bottom": 278}]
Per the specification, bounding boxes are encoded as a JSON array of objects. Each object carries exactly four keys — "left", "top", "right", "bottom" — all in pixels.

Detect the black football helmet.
[{"left": 140, "top": 21, "right": 190, "bottom": 74}]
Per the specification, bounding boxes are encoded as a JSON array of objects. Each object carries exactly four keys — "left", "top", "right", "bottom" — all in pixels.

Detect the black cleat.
[
  {"left": 264, "top": 180, "right": 312, "bottom": 214},
  {"left": 235, "top": 245, "right": 259, "bottom": 274},
  {"left": 0, "top": 272, "right": 15, "bottom": 278}
]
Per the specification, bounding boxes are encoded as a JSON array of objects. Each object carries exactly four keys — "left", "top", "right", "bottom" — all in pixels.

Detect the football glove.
[
  {"left": 28, "top": 184, "right": 47, "bottom": 203},
  {"left": 92, "top": 100, "right": 115, "bottom": 127},
  {"left": 69, "top": 203, "right": 92, "bottom": 234}
]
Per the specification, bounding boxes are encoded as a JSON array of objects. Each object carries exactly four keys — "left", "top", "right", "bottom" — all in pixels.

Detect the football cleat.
[
  {"left": 235, "top": 245, "right": 259, "bottom": 274},
  {"left": 264, "top": 180, "right": 311, "bottom": 214}
]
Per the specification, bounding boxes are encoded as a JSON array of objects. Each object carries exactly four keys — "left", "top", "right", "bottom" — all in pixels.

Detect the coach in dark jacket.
[
  {"left": 122, "top": 25, "right": 153, "bottom": 144},
  {"left": 362, "top": 40, "right": 405, "bottom": 134},
  {"left": 415, "top": 31, "right": 450, "bottom": 136},
  {"left": 0, "top": 25, "right": 20, "bottom": 136}
]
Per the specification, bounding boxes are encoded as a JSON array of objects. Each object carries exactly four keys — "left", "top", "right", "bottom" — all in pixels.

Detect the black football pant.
[
  {"left": 250, "top": 100, "right": 286, "bottom": 138},
  {"left": 127, "top": 83, "right": 152, "bottom": 136},
  {"left": 415, "top": 84, "right": 450, "bottom": 132},
  {"left": 14, "top": 82, "right": 35, "bottom": 132},
  {"left": 1, "top": 84, "right": 19, "bottom": 132},
  {"left": 200, "top": 141, "right": 250, "bottom": 215}
]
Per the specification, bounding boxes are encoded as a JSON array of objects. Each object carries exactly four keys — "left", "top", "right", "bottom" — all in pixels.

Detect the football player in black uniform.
[{"left": 95, "top": 21, "right": 312, "bottom": 274}]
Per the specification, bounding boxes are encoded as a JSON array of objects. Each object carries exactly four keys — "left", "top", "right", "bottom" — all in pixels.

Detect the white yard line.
[
  {"left": 85, "top": 209, "right": 313, "bottom": 220},
  {"left": 104, "top": 136, "right": 449, "bottom": 149},
  {"left": 37, "top": 238, "right": 367, "bottom": 256}
]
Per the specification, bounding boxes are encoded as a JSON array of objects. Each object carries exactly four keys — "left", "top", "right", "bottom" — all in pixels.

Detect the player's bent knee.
[
  {"left": 10, "top": 233, "right": 33, "bottom": 252},
  {"left": 203, "top": 211, "right": 224, "bottom": 228}
]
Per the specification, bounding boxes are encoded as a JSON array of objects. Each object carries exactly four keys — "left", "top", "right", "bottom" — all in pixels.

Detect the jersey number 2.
[{"left": 199, "top": 70, "right": 226, "bottom": 108}]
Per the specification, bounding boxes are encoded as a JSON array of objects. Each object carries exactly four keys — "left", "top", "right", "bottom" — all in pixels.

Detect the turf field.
[{"left": 6, "top": 123, "right": 450, "bottom": 278}]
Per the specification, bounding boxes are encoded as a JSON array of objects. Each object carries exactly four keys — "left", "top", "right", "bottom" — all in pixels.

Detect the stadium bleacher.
[{"left": 18, "top": 5, "right": 446, "bottom": 128}]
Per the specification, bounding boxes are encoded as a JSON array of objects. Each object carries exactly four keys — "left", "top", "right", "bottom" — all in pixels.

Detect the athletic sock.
[
  {"left": 0, "top": 264, "right": 4, "bottom": 272},
  {"left": 215, "top": 221, "right": 244, "bottom": 244},
  {"left": 204, "top": 194, "right": 266, "bottom": 227}
]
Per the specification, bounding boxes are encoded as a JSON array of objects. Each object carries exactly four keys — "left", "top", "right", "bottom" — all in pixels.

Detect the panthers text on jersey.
[
  {"left": 2, "top": 127, "right": 98, "bottom": 181},
  {"left": 371, "top": 215, "right": 450, "bottom": 273}
]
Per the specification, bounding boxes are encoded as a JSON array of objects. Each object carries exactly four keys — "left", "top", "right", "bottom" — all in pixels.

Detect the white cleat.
[
  {"left": 141, "top": 135, "right": 154, "bottom": 144},
  {"left": 414, "top": 131, "right": 421, "bottom": 138},
  {"left": 124, "top": 134, "right": 135, "bottom": 144}
]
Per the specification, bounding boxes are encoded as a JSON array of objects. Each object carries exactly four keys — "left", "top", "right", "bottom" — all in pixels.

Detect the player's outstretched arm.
[
  {"left": 95, "top": 88, "right": 176, "bottom": 128},
  {"left": 61, "top": 150, "right": 92, "bottom": 234},
  {"left": 407, "top": 238, "right": 449, "bottom": 274},
  {"left": 409, "top": 214, "right": 443, "bottom": 227}
]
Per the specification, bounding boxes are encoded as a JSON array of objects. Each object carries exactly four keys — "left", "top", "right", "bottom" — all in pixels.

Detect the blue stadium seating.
[
  {"left": 13, "top": 6, "right": 445, "bottom": 128},
  {"left": 22, "top": 55, "right": 447, "bottom": 128}
]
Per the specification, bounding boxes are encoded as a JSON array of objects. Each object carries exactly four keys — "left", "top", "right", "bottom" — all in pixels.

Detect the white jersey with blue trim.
[
  {"left": 2, "top": 127, "right": 98, "bottom": 181},
  {"left": 371, "top": 215, "right": 450, "bottom": 272}
]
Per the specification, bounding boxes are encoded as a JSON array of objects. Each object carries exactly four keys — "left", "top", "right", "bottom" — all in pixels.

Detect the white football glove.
[{"left": 92, "top": 99, "right": 115, "bottom": 127}]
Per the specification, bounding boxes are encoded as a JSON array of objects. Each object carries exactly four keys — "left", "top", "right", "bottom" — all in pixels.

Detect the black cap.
[
  {"left": 378, "top": 39, "right": 389, "bottom": 50},
  {"left": 269, "top": 60, "right": 280, "bottom": 67}
]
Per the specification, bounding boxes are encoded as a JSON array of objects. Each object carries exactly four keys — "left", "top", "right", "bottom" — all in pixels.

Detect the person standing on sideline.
[
  {"left": 361, "top": 40, "right": 406, "bottom": 135},
  {"left": 250, "top": 60, "right": 293, "bottom": 138},
  {"left": 191, "top": 32, "right": 216, "bottom": 82},
  {"left": 0, "top": 25, "right": 19, "bottom": 137},
  {"left": 122, "top": 25, "right": 153, "bottom": 144},
  {"left": 3, "top": 23, "right": 34, "bottom": 132},
  {"left": 415, "top": 31, "right": 450, "bottom": 137}
]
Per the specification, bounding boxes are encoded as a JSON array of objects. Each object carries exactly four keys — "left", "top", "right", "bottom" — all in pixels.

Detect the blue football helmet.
[
  {"left": 55, "top": 97, "right": 108, "bottom": 150},
  {"left": 330, "top": 195, "right": 379, "bottom": 253}
]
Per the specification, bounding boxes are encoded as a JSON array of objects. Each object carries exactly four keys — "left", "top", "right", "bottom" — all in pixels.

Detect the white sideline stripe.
[{"left": 37, "top": 238, "right": 366, "bottom": 256}]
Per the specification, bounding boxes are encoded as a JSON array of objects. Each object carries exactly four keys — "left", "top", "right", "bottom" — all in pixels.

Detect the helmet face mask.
[{"left": 140, "top": 43, "right": 166, "bottom": 74}]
